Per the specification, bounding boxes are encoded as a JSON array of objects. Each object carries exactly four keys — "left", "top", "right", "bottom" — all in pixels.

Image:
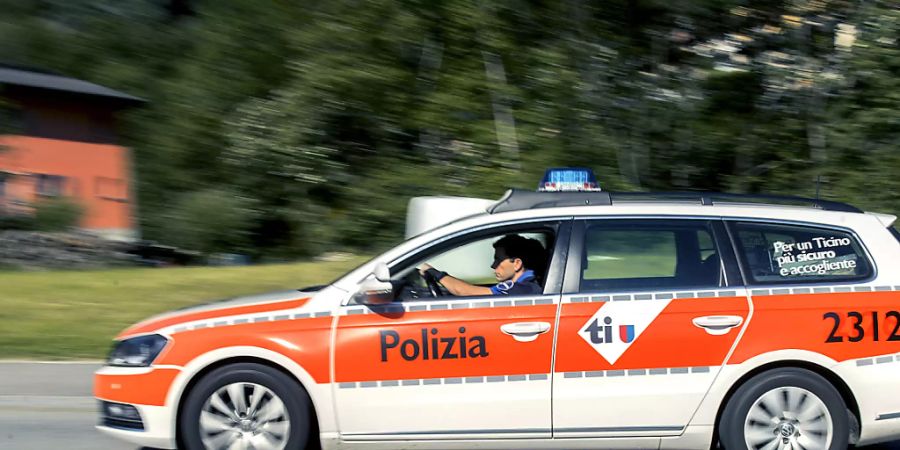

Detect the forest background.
[{"left": 0, "top": 0, "right": 896, "bottom": 260}]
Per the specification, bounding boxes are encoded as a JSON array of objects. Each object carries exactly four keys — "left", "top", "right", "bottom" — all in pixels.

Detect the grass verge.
[{"left": 0, "top": 258, "right": 365, "bottom": 359}]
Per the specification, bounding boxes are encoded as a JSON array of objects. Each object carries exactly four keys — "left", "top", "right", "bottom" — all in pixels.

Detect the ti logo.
[
  {"left": 585, "top": 316, "right": 636, "bottom": 344},
  {"left": 579, "top": 300, "right": 671, "bottom": 365}
]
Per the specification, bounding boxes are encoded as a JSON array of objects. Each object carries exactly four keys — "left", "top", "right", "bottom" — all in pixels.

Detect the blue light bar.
[{"left": 538, "top": 167, "right": 601, "bottom": 192}]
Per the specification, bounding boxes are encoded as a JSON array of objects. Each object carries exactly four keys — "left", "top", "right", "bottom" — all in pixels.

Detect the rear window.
[
  {"left": 730, "top": 221, "right": 872, "bottom": 285},
  {"left": 580, "top": 220, "right": 722, "bottom": 292}
]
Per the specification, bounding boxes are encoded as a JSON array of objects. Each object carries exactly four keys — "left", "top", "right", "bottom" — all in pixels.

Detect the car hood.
[{"left": 117, "top": 289, "right": 315, "bottom": 339}]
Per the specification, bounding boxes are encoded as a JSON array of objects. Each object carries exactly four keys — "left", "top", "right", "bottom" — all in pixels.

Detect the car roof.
[
  {"left": 484, "top": 202, "right": 868, "bottom": 224},
  {"left": 489, "top": 189, "right": 863, "bottom": 214}
]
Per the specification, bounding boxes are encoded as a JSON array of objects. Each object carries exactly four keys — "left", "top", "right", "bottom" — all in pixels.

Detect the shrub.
[
  {"left": 0, "top": 214, "right": 35, "bottom": 230},
  {"left": 160, "top": 189, "right": 256, "bottom": 255},
  {"left": 33, "top": 197, "right": 85, "bottom": 231}
]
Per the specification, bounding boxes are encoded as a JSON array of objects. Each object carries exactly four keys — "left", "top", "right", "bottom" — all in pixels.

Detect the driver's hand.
[{"left": 417, "top": 263, "right": 433, "bottom": 275}]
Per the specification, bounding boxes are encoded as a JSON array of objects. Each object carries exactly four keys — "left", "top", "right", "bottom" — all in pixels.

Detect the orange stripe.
[
  {"left": 334, "top": 305, "right": 556, "bottom": 382},
  {"left": 95, "top": 368, "right": 180, "bottom": 406},
  {"left": 154, "top": 317, "right": 333, "bottom": 383},
  {"left": 730, "top": 291, "right": 900, "bottom": 364},
  {"left": 555, "top": 296, "right": 748, "bottom": 372},
  {"left": 118, "top": 298, "right": 309, "bottom": 338}
]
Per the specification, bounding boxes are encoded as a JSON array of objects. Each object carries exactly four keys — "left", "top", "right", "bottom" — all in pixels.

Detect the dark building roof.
[{"left": 0, "top": 66, "right": 144, "bottom": 105}]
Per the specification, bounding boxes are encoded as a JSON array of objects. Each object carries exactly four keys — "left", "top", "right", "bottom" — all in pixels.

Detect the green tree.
[{"left": 159, "top": 189, "right": 255, "bottom": 255}]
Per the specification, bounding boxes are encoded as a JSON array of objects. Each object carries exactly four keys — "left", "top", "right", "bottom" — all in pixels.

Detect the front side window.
[
  {"left": 580, "top": 220, "right": 722, "bottom": 292},
  {"left": 427, "top": 235, "right": 543, "bottom": 286},
  {"left": 391, "top": 228, "right": 554, "bottom": 301},
  {"left": 730, "top": 221, "right": 872, "bottom": 284}
]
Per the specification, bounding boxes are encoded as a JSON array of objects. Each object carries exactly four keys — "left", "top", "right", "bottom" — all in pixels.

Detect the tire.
[
  {"left": 180, "top": 363, "right": 311, "bottom": 450},
  {"left": 718, "top": 368, "right": 849, "bottom": 450}
]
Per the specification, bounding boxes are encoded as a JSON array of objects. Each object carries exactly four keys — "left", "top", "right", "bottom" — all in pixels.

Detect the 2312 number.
[{"left": 823, "top": 311, "right": 900, "bottom": 343}]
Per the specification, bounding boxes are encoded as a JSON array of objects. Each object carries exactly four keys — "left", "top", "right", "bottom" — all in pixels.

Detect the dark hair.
[{"left": 493, "top": 234, "right": 546, "bottom": 274}]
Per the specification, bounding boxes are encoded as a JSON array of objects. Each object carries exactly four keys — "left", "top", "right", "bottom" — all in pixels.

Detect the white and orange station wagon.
[{"left": 96, "top": 185, "right": 900, "bottom": 450}]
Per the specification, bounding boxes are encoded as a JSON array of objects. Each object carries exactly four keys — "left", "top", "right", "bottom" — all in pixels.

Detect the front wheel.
[
  {"left": 718, "top": 368, "right": 849, "bottom": 450},
  {"left": 180, "top": 363, "right": 311, "bottom": 450}
]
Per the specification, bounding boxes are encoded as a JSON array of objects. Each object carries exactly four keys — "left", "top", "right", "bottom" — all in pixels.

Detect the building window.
[{"left": 36, "top": 174, "right": 66, "bottom": 197}]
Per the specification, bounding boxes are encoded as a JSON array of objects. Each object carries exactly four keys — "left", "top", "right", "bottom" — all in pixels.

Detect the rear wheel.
[
  {"left": 180, "top": 363, "right": 311, "bottom": 450},
  {"left": 718, "top": 368, "right": 849, "bottom": 450}
]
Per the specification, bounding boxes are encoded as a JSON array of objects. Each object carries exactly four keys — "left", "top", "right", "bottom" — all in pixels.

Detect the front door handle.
[
  {"left": 500, "top": 322, "right": 551, "bottom": 342},
  {"left": 692, "top": 315, "right": 744, "bottom": 336}
]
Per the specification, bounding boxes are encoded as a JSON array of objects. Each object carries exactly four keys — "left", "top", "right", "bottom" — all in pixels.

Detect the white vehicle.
[{"left": 96, "top": 178, "right": 900, "bottom": 450}]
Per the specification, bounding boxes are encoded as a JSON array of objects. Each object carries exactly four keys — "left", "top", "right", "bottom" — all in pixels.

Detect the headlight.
[{"left": 107, "top": 334, "right": 169, "bottom": 367}]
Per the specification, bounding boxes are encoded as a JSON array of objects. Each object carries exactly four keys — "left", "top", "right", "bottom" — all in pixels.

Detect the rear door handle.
[
  {"left": 692, "top": 315, "right": 744, "bottom": 336},
  {"left": 501, "top": 322, "right": 551, "bottom": 342}
]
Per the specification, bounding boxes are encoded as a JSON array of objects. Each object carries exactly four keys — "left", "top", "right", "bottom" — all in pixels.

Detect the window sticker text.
[{"left": 773, "top": 236, "right": 857, "bottom": 277}]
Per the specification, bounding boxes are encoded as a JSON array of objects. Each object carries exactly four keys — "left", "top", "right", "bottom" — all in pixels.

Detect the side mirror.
[
  {"left": 373, "top": 262, "right": 390, "bottom": 282},
  {"left": 355, "top": 263, "right": 394, "bottom": 305}
]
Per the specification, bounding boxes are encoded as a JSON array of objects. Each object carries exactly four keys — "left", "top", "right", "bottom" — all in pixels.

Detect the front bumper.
[
  {"left": 96, "top": 403, "right": 177, "bottom": 449},
  {"left": 94, "top": 365, "right": 182, "bottom": 449}
]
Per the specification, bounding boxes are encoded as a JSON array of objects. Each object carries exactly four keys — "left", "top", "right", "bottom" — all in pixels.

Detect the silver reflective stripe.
[
  {"left": 562, "top": 288, "right": 752, "bottom": 304},
  {"left": 337, "top": 365, "right": 714, "bottom": 389},
  {"left": 342, "top": 428, "right": 550, "bottom": 437},
  {"left": 556, "top": 426, "right": 683, "bottom": 433},
  {"left": 338, "top": 374, "right": 551, "bottom": 389},
  {"left": 362, "top": 296, "right": 556, "bottom": 314},
  {"left": 167, "top": 309, "right": 336, "bottom": 333},
  {"left": 876, "top": 412, "right": 900, "bottom": 421}
]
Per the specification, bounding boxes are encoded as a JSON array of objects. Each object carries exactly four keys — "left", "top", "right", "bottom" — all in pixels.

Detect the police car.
[{"left": 96, "top": 169, "right": 900, "bottom": 450}]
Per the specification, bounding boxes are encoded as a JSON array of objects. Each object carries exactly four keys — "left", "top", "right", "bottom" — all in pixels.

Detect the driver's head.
[{"left": 491, "top": 234, "right": 542, "bottom": 282}]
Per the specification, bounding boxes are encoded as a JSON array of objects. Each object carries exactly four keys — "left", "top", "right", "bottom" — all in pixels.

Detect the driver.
[{"left": 418, "top": 234, "right": 543, "bottom": 297}]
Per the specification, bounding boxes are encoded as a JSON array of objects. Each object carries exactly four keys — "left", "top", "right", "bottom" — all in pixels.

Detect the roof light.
[{"left": 538, "top": 167, "right": 602, "bottom": 192}]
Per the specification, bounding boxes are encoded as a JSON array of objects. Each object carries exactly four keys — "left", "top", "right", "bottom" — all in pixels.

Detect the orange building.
[{"left": 0, "top": 65, "right": 143, "bottom": 240}]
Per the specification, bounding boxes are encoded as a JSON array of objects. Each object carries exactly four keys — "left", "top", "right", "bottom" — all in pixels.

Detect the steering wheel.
[{"left": 421, "top": 270, "right": 444, "bottom": 298}]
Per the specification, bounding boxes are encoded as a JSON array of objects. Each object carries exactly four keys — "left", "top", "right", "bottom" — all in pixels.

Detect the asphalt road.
[
  {"left": 1, "top": 362, "right": 898, "bottom": 450},
  {"left": 0, "top": 362, "right": 131, "bottom": 450}
]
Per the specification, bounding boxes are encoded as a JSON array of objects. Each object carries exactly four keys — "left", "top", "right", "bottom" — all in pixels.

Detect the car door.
[
  {"left": 333, "top": 220, "right": 571, "bottom": 442},
  {"left": 552, "top": 218, "right": 750, "bottom": 438}
]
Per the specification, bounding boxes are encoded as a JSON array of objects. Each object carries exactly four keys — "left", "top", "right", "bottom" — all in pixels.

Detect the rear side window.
[
  {"left": 580, "top": 220, "right": 722, "bottom": 292},
  {"left": 730, "top": 221, "right": 872, "bottom": 284}
]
